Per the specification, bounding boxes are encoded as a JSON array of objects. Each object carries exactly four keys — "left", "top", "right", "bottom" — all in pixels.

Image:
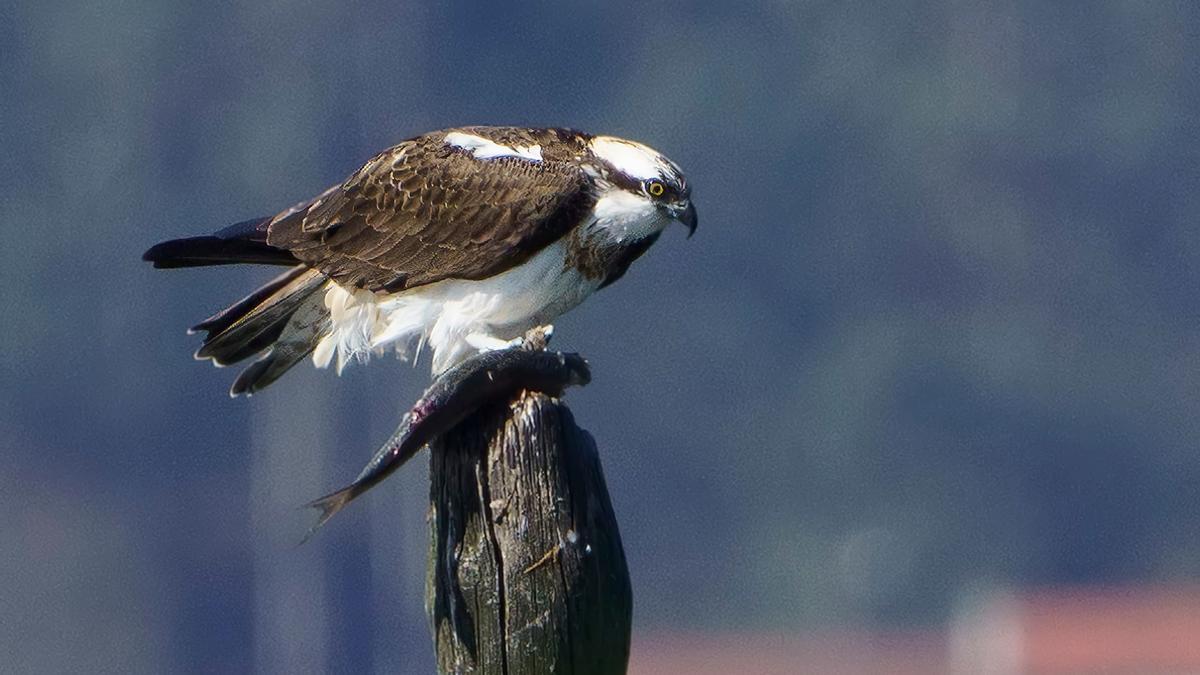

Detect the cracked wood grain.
[{"left": 426, "top": 392, "right": 632, "bottom": 674}]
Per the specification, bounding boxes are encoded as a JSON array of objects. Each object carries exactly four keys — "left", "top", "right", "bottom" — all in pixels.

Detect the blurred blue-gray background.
[{"left": 3, "top": 1, "right": 1199, "bottom": 673}]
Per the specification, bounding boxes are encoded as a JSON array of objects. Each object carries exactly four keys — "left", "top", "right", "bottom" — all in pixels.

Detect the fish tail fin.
[{"left": 299, "top": 484, "right": 362, "bottom": 545}]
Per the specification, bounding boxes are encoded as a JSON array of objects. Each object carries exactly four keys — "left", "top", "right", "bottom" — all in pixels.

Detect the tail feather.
[
  {"left": 207, "top": 314, "right": 293, "bottom": 366},
  {"left": 143, "top": 217, "right": 299, "bottom": 268},
  {"left": 194, "top": 267, "right": 327, "bottom": 366},
  {"left": 182, "top": 267, "right": 331, "bottom": 395},
  {"left": 142, "top": 236, "right": 298, "bottom": 268},
  {"left": 148, "top": 216, "right": 333, "bottom": 394},
  {"left": 229, "top": 293, "right": 330, "bottom": 396},
  {"left": 191, "top": 265, "right": 310, "bottom": 336}
]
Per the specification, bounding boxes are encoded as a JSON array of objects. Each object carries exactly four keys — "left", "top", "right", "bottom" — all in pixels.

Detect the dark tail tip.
[
  {"left": 142, "top": 239, "right": 197, "bottom": 267},
  {"left": 143, "top": 233, "right": 298, "bottom": 269},
  {"left": 230, "top": 357, "right": 273, "bottom": 397}
]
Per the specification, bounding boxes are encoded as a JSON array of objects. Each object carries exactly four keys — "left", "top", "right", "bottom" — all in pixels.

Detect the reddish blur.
[{"left": 630, "top": 585, "right": 1200, "bottom": 675}]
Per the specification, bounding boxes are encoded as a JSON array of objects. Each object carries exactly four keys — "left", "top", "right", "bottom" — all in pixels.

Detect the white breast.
[{"left": 312, "top": 240, "right": 600, "bottom": 375}]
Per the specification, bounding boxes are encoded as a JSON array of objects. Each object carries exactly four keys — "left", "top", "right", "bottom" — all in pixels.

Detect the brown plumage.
[
  {"left": 267, "top": 127, "right": 598, "bottom": 292},
  {"left": 144, "top": 126, "right": 694, "bottom": 394}
]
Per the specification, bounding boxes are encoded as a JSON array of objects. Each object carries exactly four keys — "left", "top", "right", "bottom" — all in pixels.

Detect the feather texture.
[
  {"left": 313, "top": 240, "right": 600, "bottom": 375},
  {"left": 265, "top": 127, "right": 597, "bottom": 292},
  {"left": 144, "top": 125, "right": 693, "bottom": 393}
]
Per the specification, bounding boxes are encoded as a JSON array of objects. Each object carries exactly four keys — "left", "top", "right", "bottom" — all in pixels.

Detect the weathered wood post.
[
  {"left": 426, "top": 383, "right": 633, "bottom": 674},
  {"left": 297, "top": 329, "right": 628, "bottom": 673}
]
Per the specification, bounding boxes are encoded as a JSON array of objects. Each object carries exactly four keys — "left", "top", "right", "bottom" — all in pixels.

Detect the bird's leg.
[
  {"left": 465, "top": 332, "right": 523, "bottom": 352},
  {"left": 466, "top": 325, "right": 555, "bottom": 354}
]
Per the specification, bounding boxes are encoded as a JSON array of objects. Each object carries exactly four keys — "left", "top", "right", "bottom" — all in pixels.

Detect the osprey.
[{"left": 144, "top": 126, "right": 696, "bottom": 395}]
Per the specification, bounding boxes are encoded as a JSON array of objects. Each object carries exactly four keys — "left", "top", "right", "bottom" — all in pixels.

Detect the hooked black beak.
[{"left": 675, "top": 201, "right": 697, "bottom": 238}]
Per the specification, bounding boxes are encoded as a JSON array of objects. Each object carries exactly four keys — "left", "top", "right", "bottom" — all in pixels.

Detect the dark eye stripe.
[{"left": 597, "top": 167, "right": 686, "bottom": 200}]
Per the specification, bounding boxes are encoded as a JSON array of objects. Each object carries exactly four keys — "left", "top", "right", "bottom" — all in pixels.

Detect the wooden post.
[{"left": 426, "top": 391, "right": 633, "bottom": 675}]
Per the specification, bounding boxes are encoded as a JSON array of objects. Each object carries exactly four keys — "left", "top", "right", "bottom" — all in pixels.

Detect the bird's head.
[{"left": 583, "top": 135, "right": 697, "bottom": 240}]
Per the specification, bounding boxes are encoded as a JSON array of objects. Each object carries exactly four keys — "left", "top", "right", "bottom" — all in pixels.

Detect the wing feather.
[{"left": 266, "top": 127, "right": 595, "bottom": 292}]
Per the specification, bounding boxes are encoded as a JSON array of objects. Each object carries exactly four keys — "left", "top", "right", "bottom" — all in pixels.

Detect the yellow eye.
[{"left": 647, "top": 180, "right": 666, "bottom": 197}]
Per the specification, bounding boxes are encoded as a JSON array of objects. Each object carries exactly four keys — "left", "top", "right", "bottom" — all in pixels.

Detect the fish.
[{"left": 302, "top": 343, "right": 590, "bottom": 542}]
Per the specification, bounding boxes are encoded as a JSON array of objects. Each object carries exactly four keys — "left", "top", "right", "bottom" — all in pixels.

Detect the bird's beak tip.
[{"left": 679, "top": 202, "right": 697, "bottom": 238}]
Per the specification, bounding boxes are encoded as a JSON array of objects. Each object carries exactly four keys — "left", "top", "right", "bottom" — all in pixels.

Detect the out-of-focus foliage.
[{"left": 2, "top": 1, "right": 1197, "bottom": 672}]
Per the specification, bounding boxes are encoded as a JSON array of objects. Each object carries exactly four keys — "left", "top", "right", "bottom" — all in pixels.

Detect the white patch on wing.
[
  {"left": 589, "top": 136, "right": 669, "bottom": 181},
  {"left": 444, "top": 131, "right": 542, "bottom": 162},
  {"left": 313, "top": 240, "right": 599, "bottom": 375}
]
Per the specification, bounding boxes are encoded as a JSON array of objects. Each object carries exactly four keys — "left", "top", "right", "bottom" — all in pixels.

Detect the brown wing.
[{"left": 265, "top": 127, "right": 595, "bottom": 292}]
